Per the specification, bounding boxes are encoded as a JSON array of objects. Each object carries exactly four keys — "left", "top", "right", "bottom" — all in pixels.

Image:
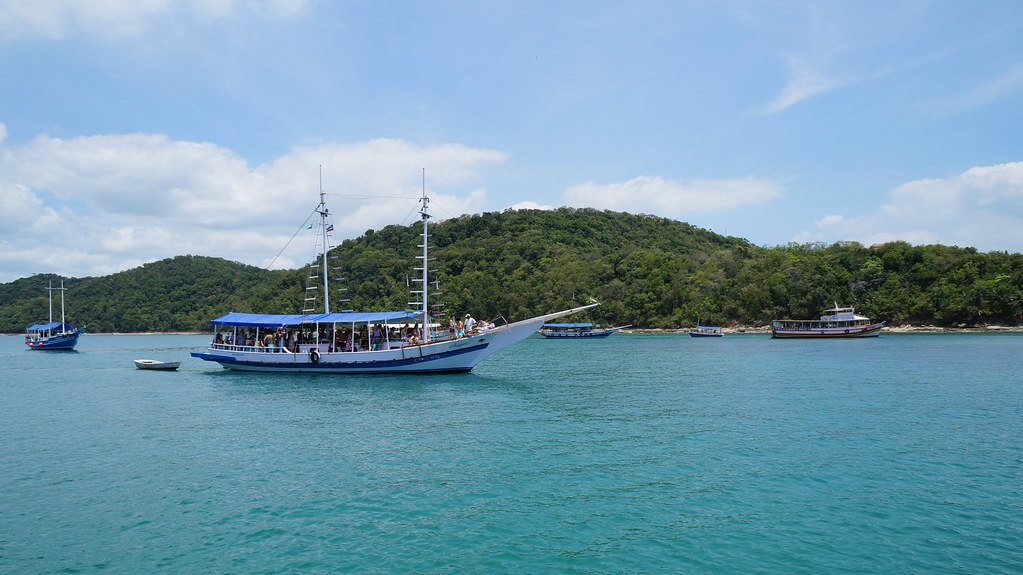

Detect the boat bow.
[{"left": 472, "top": 303, "right": 599, "bottom": 359}]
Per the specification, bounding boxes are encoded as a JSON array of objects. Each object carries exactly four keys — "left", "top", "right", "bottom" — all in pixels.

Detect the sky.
[{"left": 2, "top": 1, "right": 1023, "bottom": 282}]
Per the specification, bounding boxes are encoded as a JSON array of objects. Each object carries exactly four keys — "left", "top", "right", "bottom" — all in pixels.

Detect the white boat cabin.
[{"left": 774, "top": 306, "right": 872, "bottom": 330}]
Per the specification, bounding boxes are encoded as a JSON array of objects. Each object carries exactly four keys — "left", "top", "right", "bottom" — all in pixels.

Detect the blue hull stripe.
[
  {"left": 26, "top": 334, "right": 80, "bottom": 350},
  {"left": 190, "top": 342, "right": 489, "bottom": 372}
]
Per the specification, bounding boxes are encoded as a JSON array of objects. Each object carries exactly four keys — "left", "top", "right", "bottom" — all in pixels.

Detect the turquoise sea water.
[{"left": 1, "top": 332, "right": 1021, "bottom": 574}]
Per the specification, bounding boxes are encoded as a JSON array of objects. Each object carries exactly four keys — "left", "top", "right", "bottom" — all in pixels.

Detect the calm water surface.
[{"left": 1, "top": 333, "right": 1021, "bottom": 573}]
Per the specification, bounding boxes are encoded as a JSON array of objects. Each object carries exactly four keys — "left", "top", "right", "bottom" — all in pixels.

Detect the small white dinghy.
[{"left": 134, "top": 359, "right": 181, "bottom": 371}]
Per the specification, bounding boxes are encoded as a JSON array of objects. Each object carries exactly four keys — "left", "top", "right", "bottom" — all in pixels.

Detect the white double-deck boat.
[
  {"left": 191, "top": 178, "right": 595, "bottom": 374},
  {"left": 772, "top": 305, "right": 884, "bottom": 339}
]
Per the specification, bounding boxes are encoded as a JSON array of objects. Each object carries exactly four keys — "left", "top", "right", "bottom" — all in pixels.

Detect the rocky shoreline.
[{"left": 622, "top": 324, "right": 1023, "bottom": 334}]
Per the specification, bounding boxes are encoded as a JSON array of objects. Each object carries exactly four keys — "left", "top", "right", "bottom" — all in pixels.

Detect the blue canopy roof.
[
  {"left": 26, "top": 321, "right": 73, "bottom": 331},
  {"left": 210, "top": 313, "right": 310, "bottom": 327},
  {"left": 210, "top": 311, "right": 422, "bottom": 327},
  {"left": 317, "top": 311, "right": 422, "bottom": 324},
  {"left": 542, "top": 323, "right": 594, "bottom": 328}
]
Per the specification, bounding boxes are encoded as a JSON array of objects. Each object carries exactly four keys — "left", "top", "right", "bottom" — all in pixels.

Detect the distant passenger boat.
[
  {"left": 772, "top": 305, "right": 884, "bottom": 339},
  {"left": 539, "top": 322, "right": 630, "bottom": 338},
  {"left": 689, "top": 324, "right": 723, "bottom": 337},
  {"left": 25, "top": 280, "right": 83, "bottom": 351}
]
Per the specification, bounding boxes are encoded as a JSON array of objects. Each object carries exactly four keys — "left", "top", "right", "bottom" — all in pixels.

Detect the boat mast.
[
  {"left": 60, "top": 280, "right": 66, "bottom": 329},
  {"left": 419, "top": 169, "right": 431, "bottom": 342},
  {"left": 45, "top": 280, "right": 67, "bottom": 333},
  {"left": 318, "top": 166, "right": 331, "bottom": 314}
]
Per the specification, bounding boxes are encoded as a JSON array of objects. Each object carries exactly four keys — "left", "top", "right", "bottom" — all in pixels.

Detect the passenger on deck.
[
  {"left": 406, "top": 333, "right": 420, "bottom": 346},
  {"left": 464, "top": 314, "right": 477, "bottom": 334},
  {"left": 456, "top": 319, "right": 464, "bottom": 338},
  {"left": 372, "top": 324, "right": 383, "bottom": 350},
  {"left": 214, "top": 333, "right": 223, "bottom": 345}
]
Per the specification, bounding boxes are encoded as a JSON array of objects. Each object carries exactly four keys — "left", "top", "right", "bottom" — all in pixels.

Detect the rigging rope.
[
  {"left": 430, "top": 200, "right": 459, "bottom": 219},
  {"left": 326, "top": 192, "right": 420, "bottom": 200},
  {"left": 265, "top": 206, "right": 319, "bottom": 270}
]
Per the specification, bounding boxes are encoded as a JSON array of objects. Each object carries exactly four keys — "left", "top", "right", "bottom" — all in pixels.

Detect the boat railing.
[
  {"left": 211, "top": 340, "right": 435, "bottom": 354},
  {"left": 210, "top": 342, "right": 299, "bottom": 354}
]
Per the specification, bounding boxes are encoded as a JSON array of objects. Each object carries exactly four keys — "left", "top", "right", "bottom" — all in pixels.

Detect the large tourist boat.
[
  {"left": 771, "top": 305, "right": 884, "bottom": 339},
  {"left": 539, "top": 322, "right": 629, "bottom": 339},
  {"left": 25, "top": 280, "right": 83, "bottom": 350},
  {"left": 191, "top": 179, "right": 595, "bottom": 373}
]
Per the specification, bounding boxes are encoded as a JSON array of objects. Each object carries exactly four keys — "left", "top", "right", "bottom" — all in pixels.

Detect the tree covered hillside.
[
  {"left": 345, "top": 208, "right": 1023, "bottom": 328},
  {"left": 2, "top": 208, "right": 1022, "bottom": 332},
  {"left": 0, "top": 256, "right": 290, "bottom": 333}
]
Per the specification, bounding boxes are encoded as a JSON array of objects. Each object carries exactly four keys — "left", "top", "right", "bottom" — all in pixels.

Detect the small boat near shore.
[
  {"left": 689, "top": 324, "right": 723, "bottom": 337},
  {"left": 772, "top": 305, "right": 884, "bottom": 339},
  {"left": 25, "top": 280, "right": 83, "bottom": 351},
  {"left": 539, "top": 322, "right": 630, "bottom": 338},
  {"left": 134, "top": 359, "right": 181, "bottom": 370}
]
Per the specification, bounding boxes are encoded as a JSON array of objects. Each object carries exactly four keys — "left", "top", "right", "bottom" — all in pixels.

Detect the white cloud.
[
  {"left": 759, "top": 56, "right": 850, "bottom": 115},
  {"left": 0, "top": 0, "right": 305, "bottom": 41},
  {"left": 922, "top": 66, "right": 1023, "bottom": 115},
  {"left": 0, "top": 127, "right": 506, "bottom": 281},
  {"left": 0, "top": 184, "right": 47, "bottom": 235},
  {"left": 563, "top": 175, "right": 783, "bottom": 217},
  {"left": 505, "top": 201, "right": 554, "bottom": 211},
  {"left": 796, "top": 162, "right": 1023, "bottom": 251},
  {"left": 816, "top": 214, "right": 844, "bottom": 227}
]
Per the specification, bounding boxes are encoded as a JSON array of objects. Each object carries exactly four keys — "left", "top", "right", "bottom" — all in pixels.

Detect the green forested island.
[{"left": 2, "top": 208, "right": 1022, "bottom": 333}]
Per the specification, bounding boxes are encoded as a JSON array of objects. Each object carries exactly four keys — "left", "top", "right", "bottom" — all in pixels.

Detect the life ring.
[{"left": 309, "top": 348, "right": 320, "bottom": 364}]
